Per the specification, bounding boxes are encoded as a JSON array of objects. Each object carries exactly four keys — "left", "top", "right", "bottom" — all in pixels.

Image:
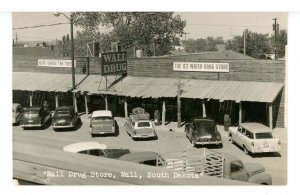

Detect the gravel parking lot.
[{"left": 13, "top": 114, "right": 287, "bottom": 185}]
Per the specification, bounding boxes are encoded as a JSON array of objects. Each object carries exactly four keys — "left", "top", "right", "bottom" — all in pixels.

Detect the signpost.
[{"left": 101, "top": 52, "right": 127, "bottom": 76}]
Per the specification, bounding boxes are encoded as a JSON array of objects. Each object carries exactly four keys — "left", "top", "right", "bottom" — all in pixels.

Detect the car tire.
[{"left": 243, "top": 145, "right": 249, "bottom": 155}]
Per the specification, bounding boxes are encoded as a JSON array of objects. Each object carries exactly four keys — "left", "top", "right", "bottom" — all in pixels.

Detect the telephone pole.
[
  {"left": 243, "top": 29, "right": 247, "bottom": 55},
  {"left": 273, "top": 18, "right": 279, "bottom": 60}
]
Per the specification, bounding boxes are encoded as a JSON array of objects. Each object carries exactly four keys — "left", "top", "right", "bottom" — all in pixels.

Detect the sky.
[{"left": 12, "top": 12, "right": 288, "bottom": 43}]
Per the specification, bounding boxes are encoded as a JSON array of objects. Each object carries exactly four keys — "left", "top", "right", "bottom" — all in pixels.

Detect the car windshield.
[
  {"left": 24, "top": 111, "right": 38, "bottom": 118},
  {"left": 137, "top": 122, "right": 151, "bottom": 128},
  {"left": 255, "top": 132, "right": 273, "bottom": 139},
  {"left": 92, "top": 116, "right": 112, "bottom": 121},
  {"left": 56, "top": 111, "right": 70, "bottom": 116}
]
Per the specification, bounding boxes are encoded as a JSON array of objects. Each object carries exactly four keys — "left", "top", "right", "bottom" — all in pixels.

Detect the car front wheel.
[{"left": 243, "top": 145, "right": 249, "bottom": 155}]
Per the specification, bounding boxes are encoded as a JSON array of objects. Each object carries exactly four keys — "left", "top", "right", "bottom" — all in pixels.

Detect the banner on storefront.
[
  {"left": 38, "top": 59, "right": 76, "bottom": 68},
  {"left": 101, "top": 52, "right": 127, "bottom": 76},
  {"left": 173, "top": 62, "right": 229, "bottom": 72}
]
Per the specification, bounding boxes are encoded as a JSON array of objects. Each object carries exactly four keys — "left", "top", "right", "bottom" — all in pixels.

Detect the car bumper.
[
  {"left": 194, "top": 140, "right": 222, "bottom": 145},
  {"left": 251, "top": 147, "right": 281, "bottom": 153},
  {"left": 21, "top": 124, "right": 42, "bottom": 128},
  {"left": 132, "top": 133, "right": 157, "bottom": 138},
  {"left": 53, "top": 124, "right": 74, "bottom": 129},
  {"left": 90, "top": 128, "right": 115, "bottom": 135}
]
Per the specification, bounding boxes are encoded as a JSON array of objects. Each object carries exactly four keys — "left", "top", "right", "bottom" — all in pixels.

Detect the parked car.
[
  {"left": 89, "top": 110, "right": 115, "bottom": 137},
  {"left": 124, "top": 114, "right": 157, "bottom": 140},
  {"left": 119, "top": 150, "right": 272, "bottom": 185},
  {"left": 185, "top": 118, "right": 222, "bottom": 147},
  {"left": 52, "top": 106, "right": 79, "bottom": 130},
  {"left": 63, "top": 141, "right": 131, "bottom": 158},
  {"left": 222, "top": 153, "right": 272, "bottom": 184},
  {"left": 20, "top": 106, "right": 51, "bottom": 129},
  {"left": 119, "top": 151, "right": 166, "bottom": 166},
  {"left": 12, "top": 103, "right": 24, "bottom": 125},
  {"left": 228, "top": 122, "right": 281, "bottom": 155}
]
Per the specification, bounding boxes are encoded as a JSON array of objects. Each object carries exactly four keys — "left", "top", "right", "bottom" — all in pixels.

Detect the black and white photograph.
[
  {"left": 10, "top": 11, "right": 287, "bottom": 186},
  {"left": 1, "top": 0, "right": 300, "bottom": 194}
]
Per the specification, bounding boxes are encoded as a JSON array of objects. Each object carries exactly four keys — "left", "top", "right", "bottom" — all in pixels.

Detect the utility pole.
[
  {"left": 243, "top": 29, "right": 247, "bottom": 55},
  {"left": 15, "top": 32, "right": 18, "bottom": 47},
  {"left": 273, "top": 18, "right": 279, "bottom": 60}
]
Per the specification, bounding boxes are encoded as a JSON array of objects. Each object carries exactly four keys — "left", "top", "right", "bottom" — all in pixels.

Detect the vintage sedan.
[
  {"left": 89, "top": 110, "right": 115, "bottom": 137},
  {"left": 20, "top": 106, "right": 51, "bottom": 129},
  {"left": 63, "top": 141, "right": 131, "bottom": 158},
  {"left": 124, "top": 114, "right": 157, "bottom": 140},
  {"left": 12, "top": 103, "right": 24, "bottom": 125},
  {"left": 229, "top": 122, "right": 281, "bottom": 155},
  {"left": 185, "top": 118, "right": 222, "bottom": 147},
  {"left": 52, "top": 106, "right": 79, "bottom": 130}
]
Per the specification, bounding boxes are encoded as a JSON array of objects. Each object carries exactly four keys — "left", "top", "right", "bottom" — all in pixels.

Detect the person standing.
[{"left": 224, "top": 113, "right": 231, "bottom": 131}]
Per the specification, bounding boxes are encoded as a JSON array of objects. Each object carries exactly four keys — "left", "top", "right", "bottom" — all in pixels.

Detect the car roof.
[
  {"left": 92, "top": 110, "right": 112, "bottom": 118},
  {"left": 13, "top": 103, "right": 21, "bottom": 108},
  {"left": 193, "top": 118, "right": 215, "bottom": 123},
  {"left": 25, "top": 106, "right": 42, "bottom": 111},
  {"left": 240, "top": 123, "right": 271, "bottom": 133},
  {"left": 63, "top": 142, "right": 107, "bottom": 153},
  {"left": 119, "top": 151, "right": 160, "bottom": 162},
  {"left": 56, "top": 106, "right": 74, "bottom": 111}
]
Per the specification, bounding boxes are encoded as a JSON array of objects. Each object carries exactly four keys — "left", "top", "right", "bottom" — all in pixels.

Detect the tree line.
[{"left": 56, "top": 12, "right": 287, "bottom": 59}]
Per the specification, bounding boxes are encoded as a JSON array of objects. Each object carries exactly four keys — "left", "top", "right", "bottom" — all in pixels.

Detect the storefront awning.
[
  {"left": 113, "top": 76, "right": 284, "bottom": 103},
  {"left": 13, "top": 72, "right": 87, "bottom": 92}
]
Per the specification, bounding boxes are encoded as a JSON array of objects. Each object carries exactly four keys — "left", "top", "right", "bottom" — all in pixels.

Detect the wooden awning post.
[
  {"left": 55, "top": 94, "right": 59, "bottom": 108},
  {"left": 73, "top": 92, "right": 78, "bottom": 113},
  {"left": 177, "top": 95, "right": 181, "bottom": 128},
  {"left": 124, "top": 97, "right": 128, "bottom": 119},
  {"left": 162, "top": 99, "right": 166, "bottom": 126},
  {"left": 29, "top": 92, "right": 33, "bottom": 106},
  {"left": 269, "top": 103, "right": 273, "bottom": 130},
  {"left": 105, "top": 95, "right": 108, "bottom": 110},
  {"left": 239, "top": 102, "right": 242, "bottom": 125},
  {"left": 202, "top": 99, "right": 206, "bottom": 118},
  {"left": 84, "top": 94, "right": 89, "bottom": 115}
]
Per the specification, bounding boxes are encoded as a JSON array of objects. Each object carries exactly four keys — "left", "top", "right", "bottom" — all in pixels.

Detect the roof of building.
[
  {"left": 13, "top": 72, "right": 87, "bottom": 92},
  {"left": 113, "top": 76, "right": 283, "bottom": 103},
  {"left": 240, "top": 122, "right": 272, "bottom": 132}
]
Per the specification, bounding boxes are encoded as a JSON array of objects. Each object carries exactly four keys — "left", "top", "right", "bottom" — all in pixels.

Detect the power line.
[
  {"left": 17, "top": 35, "right": 57, "bottom": 41},
  {"left": 13, "top": 22, "right": 68, "bottom": 30},
  {"left": 185, "top": 23, "right": 287, "bottom": 30}
]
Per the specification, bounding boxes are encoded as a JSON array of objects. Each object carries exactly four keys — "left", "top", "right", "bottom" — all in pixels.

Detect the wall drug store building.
[{"left": 13, "top": 47, "right": 285, "bottom": 129}]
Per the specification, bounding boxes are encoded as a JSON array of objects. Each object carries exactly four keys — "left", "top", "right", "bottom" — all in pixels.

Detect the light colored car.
[
  {"left": 63, "top": 141, "right": 131, "bottom": 158},
  {"left": 124, "top": 114, "right": 157, "bottom": 140},
  {"left": 12, "top": 103, "right": 24, "bottom": 125},
  {"left": 89, "top": 110, "right": 115, "bottom": 137},
  {"left": 228, "top": 123, "right": 281, "bottom": 155}
]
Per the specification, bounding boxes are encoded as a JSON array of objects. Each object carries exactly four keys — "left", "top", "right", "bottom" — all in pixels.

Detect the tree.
[
  {"left": 271, "top": 29, "right": 287, "bottom": 58},
  {"left": 226, "top": 30, "right": 271, "bottom": 58},
  {"left": 72, "top": 12, "right": 186, "bottom": 56},
  {"left": 181, "top": 37, "right": 222, "bottom": 53}
]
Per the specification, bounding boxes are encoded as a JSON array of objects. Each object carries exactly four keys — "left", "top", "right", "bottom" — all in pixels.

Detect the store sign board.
[
  {"left": 38, "top": 59, "right": 76, "bottom": 68},
  {"left": 173, "top": 62, "right": 229, "bottom": 72},
  {"left": 101, "top": 52, "right": 127, "bottom": 76}
]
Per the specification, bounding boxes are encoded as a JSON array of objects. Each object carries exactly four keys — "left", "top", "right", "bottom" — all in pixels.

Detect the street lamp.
[{"left": 53, "top": 12, "right": 75, "bottom": 90}]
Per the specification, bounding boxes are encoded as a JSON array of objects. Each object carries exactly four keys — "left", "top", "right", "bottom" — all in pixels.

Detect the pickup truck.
[
  {"left": 119, "top": 149, "right": 272, "bottom": 185},
  {"left": 228, "top": 122, "right": 281, "bottom": 155}
]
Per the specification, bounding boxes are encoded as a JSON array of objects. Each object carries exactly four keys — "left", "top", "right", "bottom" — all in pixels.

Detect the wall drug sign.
[
  {"left": 101, "top": 52, "right": 127, "bottom": 75},
  {"left": 173, "top": 62, "right": 229, "bottom": 72}
]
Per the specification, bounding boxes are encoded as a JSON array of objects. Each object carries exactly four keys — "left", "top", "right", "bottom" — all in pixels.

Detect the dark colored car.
[
  {"left": 12, "top": 103, "right": 24, "bottom": 125},
  {"left": 185, "top": 118, "right": 222, "bottom": 147},
  {"left": 52, "top": 106, "right": 79, "bottom": 130},
  {"left": 20, "top": 106, "right": 51, "bottom": 129}
]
